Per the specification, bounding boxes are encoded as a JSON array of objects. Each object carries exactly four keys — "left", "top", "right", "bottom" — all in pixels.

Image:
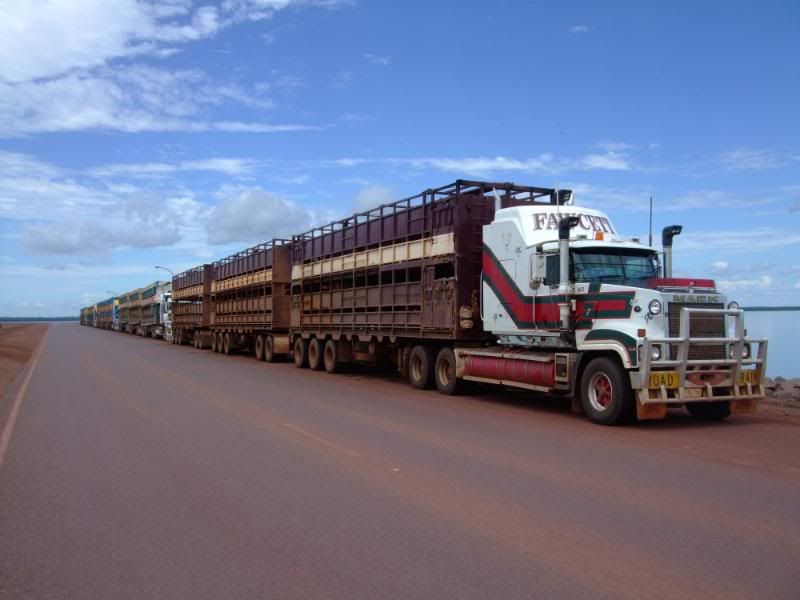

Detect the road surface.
[{"left": 1, "top": 323, "right": 798, "bottom": 599}]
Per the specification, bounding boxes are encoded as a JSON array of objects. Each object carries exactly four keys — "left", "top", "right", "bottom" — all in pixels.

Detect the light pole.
[{"left": 154, "top": 265, "right": 175, "bottom": 279}]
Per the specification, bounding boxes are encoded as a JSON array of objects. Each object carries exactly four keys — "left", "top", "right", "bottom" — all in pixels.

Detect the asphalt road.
[{"left": 1, "top": 324, "right": 798, "bottom": 599}]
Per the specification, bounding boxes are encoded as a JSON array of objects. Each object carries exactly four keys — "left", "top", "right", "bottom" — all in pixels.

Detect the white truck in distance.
[{"left": 449, "top": 191, "right": 767, "bottom": 425}]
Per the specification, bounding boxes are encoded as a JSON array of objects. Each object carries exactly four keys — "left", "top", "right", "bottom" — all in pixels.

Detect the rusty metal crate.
[
  {"left": 210, "top": 241, "right": 292, "bottom": 330},
  {"left": 291, "top": 180, "right": 559, "bottom": 340}
]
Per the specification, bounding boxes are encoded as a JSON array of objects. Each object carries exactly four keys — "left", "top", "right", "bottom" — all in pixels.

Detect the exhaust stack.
[
  {"left": 662, "top": 225, "right": 683, "bottom": 278},
  {"left": 558, "top": 216, "right": 581, "bottom": 330}
]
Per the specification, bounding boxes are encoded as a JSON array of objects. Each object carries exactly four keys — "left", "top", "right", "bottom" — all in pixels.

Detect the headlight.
[
  {"left": 727, "top": 301, "right": 740, "bottom": 310},
  {"left": 648, "top": 299, "right": 662, "bottom": 315},
  {"left": 650, "top": 345, "right": 662, "bottom": 361},
  {"left": 728, "top": 344, "right": 751, "bottom": 359}
]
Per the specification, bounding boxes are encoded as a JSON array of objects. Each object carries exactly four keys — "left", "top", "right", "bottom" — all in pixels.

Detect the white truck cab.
[{"left": 470, "top": 196, "right": 766, "bottom": 424}]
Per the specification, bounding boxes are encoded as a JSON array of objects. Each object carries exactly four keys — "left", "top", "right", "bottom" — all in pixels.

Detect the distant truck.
[{"left": 140, "top": 280, "right": 172, "bottom": 339}]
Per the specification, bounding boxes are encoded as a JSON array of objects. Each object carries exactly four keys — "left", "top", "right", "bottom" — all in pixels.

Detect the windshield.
[{"left": 572, "top": 248, "right": 658, "bottom": 283}]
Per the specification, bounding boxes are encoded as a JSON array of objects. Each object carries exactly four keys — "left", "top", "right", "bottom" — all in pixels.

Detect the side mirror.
[{"left": 530, "top": 252, "right": 546, "bottom": 290}]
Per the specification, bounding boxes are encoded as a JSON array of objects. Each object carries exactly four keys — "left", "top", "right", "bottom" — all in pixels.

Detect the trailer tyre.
[
  {"left": 211, "top": 332, "right": 217, "bottom": 352},
  {"left": 254, "top": 335, "right": 265, "bottom": 361},
  {"left": 323, "top": 339, "right": 339, "bottom": 374},
  {"left": 408, "top": 345, "right": 436, "bottom": 390},
  {"left": 308, "top": 338, "right": 324, "bottom": 371},
  {"left": 293, "top": 337, "right": 309, "bottom": 368},
  {"left": 435, "top": 347, "right": 463, "bottom": 395},
  {"left": 223, "top": 332, "right": 232, "bottom": 355},
  {"left": 580, "top": 357, "right": 634, "bottom": 425},
  {"left": 264, "top": 336, "right": 276, "bottom": 363},
  {"left": 686, "top": 401, "right": 730, "bottom": 421}
]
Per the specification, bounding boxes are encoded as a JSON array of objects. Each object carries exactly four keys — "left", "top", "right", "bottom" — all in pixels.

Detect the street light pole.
[{"left": 154, "top": 265, "right": 175, "bottom": 279}]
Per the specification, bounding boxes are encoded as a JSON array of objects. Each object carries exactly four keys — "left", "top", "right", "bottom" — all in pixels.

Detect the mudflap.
[
  {"left": 636, "top": 398, "right": 667, "bottom": 421},
  {"left": 730, "top": 399, "right": 757, "bottom": 415}
]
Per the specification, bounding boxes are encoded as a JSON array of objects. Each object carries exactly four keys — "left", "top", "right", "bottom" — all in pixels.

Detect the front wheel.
[
  {"left": 580, "top": 357, "right": 634, "bottom": 425},
  {"left": 686, "top": 401, "right": 730, "bottom": 421}
]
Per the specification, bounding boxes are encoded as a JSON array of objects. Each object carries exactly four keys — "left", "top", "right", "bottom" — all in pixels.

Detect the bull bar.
[{"left": 636, "top": 308, "right": 767, "bottom": 405}]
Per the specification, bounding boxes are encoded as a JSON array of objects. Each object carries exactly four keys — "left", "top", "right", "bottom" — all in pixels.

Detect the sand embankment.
[{"left": 0, "top": 324, "right": 48, "bottom": 398}]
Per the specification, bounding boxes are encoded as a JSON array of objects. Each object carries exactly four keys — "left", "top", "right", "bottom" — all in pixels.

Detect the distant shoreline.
[{"left": 0, "top": 317, "right": 79, "bottom": 322}]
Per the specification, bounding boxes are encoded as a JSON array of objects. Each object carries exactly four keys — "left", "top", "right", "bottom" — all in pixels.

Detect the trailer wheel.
[
  {"left": 308, "top": 338, "right": 324, "bottom": 371},
  {"left": 580, "top": 357, "right": 634, "bottom": 426},
  {"left": 263, "top": 336, "right": 276, "bottom": 363},
  {"left": 323, "top": 339, "right": 339, "bottom": 374},
  {"left": 686, "top": 401, "right": 730, "bottom": 421},
  {"left": 293, "top": 337, "right": 308, "bottom": 368},
  {"left": 408, "top": 345, "right": 435, "bottom": 390},
  {"left": 435, "top": 347, "right": 463, "bottom": 395},
  {"left": 211, "top": 332, "right": 217, "bottom": 352},
  {"left": 254, "top": 335, "right": 265, "bottom": 361},
  {"left": 223, "top": 333, "right": 232, "bottom": 355}
]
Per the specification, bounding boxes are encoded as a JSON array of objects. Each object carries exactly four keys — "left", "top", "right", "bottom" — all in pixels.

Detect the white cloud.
[
  {"left": 89, "top": 157, "right": 260, "bottom": 178},
  {"left": 677, "top": 229, "right": 800, "bottom": 253},
  {"left": 569, "top": 25, "right": 589, "bottom": 33},
  {"left": 580, "top": 152, "right": 631, "bottom": 171},
  {"left": 364, "top": 53, "right": 391, "bottom": 66},
  {"left": 720, "top": 148, "right": 784, "bottom": 171},
  {"left": 716, "top": 275, "right": 774, "bottom": 292},
  {"left": 22, "top": 195, "right": 206, "bottom": 255},
  {"left": 0, "top": 0, "right": 344, "bottom": 83},
  {"left": 0, "top": 1, "right": 341, "bottom": 135},
  {"left": 353, "top": 185, "right": 394, "bottom": 211},
  {"left": 318, "top": 152, "right": 633, "bottom": 177},
  {"left": 0, "top": 66, "right": 314, "bottom": 136},
  {"left": 206, "top": 187, "right": 316, "bottom": 245},
  {"left": 709, "top": 261, "right": 730, "bottom": 275}
]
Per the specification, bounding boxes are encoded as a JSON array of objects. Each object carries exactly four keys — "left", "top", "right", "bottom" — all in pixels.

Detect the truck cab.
[{"left": 478, "top": 198, "right": 766, "bottom": 424}]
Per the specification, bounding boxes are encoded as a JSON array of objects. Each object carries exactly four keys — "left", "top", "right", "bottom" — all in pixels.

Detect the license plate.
[
  {"left": 649, "top": 371, "right": 680, "bottom": 389},
  {"left": 738, "top": 370, "right": 759, "bottom": 385}
]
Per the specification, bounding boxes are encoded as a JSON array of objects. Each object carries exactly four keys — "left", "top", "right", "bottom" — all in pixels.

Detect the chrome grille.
[{"left": 668, "top": 302, "right": 725, "bottom": 360}]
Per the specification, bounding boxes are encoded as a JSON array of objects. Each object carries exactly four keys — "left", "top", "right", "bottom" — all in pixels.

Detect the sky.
[{"left": 0, "top": 0, "right": 798, "bottom": 316}]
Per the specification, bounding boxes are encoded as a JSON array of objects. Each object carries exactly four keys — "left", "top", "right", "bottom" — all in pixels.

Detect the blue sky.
[{"left": 0, "top": 0, "right": 798, "bottom": 316}]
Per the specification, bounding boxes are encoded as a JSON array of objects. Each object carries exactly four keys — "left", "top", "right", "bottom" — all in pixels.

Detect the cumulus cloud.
[
  {"left": 0, "top": 0, "right": 344, "bottom": 83},
  {"left": 22, "top": 196, "right": 201, "bottom": 255},
  {"left": 353, "top": 185, "right": 394, "bottom": 211},
  {"left": 0, "top": 1, "right": 338, "bottom": 135},
  {"left": 206, "top": 187, "right": 316, "bottom": 245}
]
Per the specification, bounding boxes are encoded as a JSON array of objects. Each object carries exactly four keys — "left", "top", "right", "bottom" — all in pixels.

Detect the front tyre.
[
  {"left": 686, "top": 401, "right": 730, "bottom": 421},
  {"left": 580, "top": 357, "right": 634, "bottom": 426}
]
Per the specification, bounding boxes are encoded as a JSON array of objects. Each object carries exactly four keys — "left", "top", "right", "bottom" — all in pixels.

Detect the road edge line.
[{"left": 0, "top": 326, "right": 50, "bottom": 471}]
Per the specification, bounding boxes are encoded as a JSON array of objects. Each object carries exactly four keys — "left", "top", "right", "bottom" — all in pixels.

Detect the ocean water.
[{"left": 742, "top": 310, "right": 799, "bottom": 377}]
